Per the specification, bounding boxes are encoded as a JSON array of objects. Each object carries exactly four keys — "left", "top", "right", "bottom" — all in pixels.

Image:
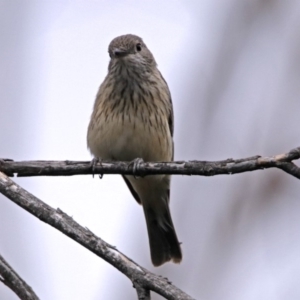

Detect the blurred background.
[{"left": 1, "top": 1, "right": 300, "bottom": 299}]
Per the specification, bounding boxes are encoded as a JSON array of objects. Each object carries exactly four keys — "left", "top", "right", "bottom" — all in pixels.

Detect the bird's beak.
[{"left": 113, "top": 48, "right": 128, "bottom": 58}]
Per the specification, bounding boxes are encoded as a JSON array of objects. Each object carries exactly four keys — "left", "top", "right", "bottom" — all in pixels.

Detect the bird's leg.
[
  {"left": 90, "top": 157, "right": 104, "bottom": 179},
  {"left": 128, "top": 158, "right": 144, "bottom": 178}
]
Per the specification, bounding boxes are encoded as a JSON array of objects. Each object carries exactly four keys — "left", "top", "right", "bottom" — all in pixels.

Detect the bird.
[{"left": 87, "top": 34, "right": 182, "bottom": 266}]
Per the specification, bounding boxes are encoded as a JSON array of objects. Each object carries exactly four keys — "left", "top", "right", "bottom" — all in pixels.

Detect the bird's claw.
[
  {"left": 128, "top": 158, "right": 144, "bottom": 178},
  {"left": 90, "top": 158, "right": 104, "bottom": 179}
]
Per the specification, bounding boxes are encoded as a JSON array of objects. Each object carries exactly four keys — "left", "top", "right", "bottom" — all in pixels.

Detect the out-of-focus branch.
[
  {"left": 0, "top": 171, "right": 195, "bottom": 300},
  {"left": 0, "top": 147, "right": 299, "bottom": 179},
  {"left": 0, "top": 252, "right": 39, "bottom": 300}
]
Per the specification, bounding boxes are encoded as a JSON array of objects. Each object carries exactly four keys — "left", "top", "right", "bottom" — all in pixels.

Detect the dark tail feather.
[{"left": 144, "top": 205, "right": 182, "bottom": 266}]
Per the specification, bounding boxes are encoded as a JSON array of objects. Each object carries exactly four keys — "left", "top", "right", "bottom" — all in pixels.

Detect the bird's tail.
[{"left": 143, "top": 201, "right": 182, "bottom": 266}]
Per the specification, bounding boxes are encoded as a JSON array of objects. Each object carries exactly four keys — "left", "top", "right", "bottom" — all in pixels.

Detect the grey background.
[{"left": 1, "top": 1, "right": 300, "bottom": 299}]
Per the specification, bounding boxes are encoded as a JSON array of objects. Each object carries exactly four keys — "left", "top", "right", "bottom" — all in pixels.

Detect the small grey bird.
[{"left": 87, "top": 34, "right": 182, "bottom": 266}]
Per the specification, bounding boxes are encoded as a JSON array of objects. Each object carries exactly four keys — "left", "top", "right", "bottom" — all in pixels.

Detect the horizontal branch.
[
  {"left": 0, "top": 252, "right": 39, "bottom": 300},
  {"left": 0, "top": 147, "right": 300, "bottom": 179},
  {"left": 0, "top": 171, "right": 195, "bottom": 300}
]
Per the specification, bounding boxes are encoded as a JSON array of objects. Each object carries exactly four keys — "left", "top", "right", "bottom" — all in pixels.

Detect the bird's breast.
[{"left": 87, "top": 98, "right": 172, "bottom": 162}]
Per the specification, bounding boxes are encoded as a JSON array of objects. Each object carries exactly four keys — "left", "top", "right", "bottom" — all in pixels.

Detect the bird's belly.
[{"left": 87, "top": 117, "right": 172, "bottom": 162}]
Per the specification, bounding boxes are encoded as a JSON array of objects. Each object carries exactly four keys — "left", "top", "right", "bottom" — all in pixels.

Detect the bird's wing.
[{"left": 122, "top": 175, "right": 141, "bottom": 204}]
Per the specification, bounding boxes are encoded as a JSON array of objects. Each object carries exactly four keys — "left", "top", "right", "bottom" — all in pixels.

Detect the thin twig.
[
  {"left": 0, "top": 147, "right": 299, "bottom": 179},
  {"left": 0, "top": 171, "right": 195, "bottom": 300},
  {"left": 0, "top": 253, "right": 39, "bottom": 300}
]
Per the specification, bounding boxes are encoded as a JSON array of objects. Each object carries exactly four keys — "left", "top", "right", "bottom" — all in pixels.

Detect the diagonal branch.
[
  {"left": 0, "top": 252, "right": 39, "bottom": 300},
  {"left": 0, "top": 147, "right": 299, "bottom": 179},
  {"left": 0, "top": 171, "right": 195, "bottom": 300}
]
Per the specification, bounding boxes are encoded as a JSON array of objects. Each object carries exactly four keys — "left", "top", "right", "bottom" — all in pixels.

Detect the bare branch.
[
  {"left": 0, "top": 147, "right": 298, "bottom": 298},
  {"left": 0, "top": 147, "right": 299, "bottom": 180},
  {"left": 134, "top": 282, "right": 151, "bottom": 300},
  {"left": 0, "top": 253, "right": 39, "bottom": 300},
  {"left": 0, "top": 171, "right": 195, "bottom": 300}
]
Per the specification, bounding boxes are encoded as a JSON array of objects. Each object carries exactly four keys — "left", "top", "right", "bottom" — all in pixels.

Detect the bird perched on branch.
[{"left": 87, "top": 34, "right": 182, "bottom": 266}]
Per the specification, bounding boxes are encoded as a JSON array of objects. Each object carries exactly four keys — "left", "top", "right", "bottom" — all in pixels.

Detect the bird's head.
[{"left": 108, "top": 34, "right": 157, "bottom": 72}]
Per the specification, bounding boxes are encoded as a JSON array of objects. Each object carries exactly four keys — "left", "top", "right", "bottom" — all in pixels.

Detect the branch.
[
  {"left": 135, "top": 282, "right": 151, "bottom": 300},
  {"left": 0, "top": 148, "right": 299, "bottom": 298},
  {"left": 0, "top": 171, "right": 195, "bottom": 300},
  {"left": 0, "top": 252, "right": 39, "bottom": 300},
  {"left": 0, "top": 147, "right": 299, "bottom": 179}
]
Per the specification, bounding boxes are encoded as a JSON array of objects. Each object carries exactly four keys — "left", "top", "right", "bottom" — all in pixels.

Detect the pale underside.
[{"left": 87, "top": 114, "right": 172, "bottom": 162}]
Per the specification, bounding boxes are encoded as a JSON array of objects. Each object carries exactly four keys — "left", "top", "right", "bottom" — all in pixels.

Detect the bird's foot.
[
  {"left": 90, "top": 157, "right": 104, "bottom": 179},
  {"left": 128, "top": 158, "right": 144, "bottom": 178}
]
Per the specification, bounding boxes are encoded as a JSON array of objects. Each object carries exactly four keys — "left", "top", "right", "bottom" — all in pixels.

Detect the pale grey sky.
[{"left": 1, "top": 1, "right": 300, "bottom": 300}]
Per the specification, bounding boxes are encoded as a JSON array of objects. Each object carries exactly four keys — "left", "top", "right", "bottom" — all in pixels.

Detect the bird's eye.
[{"left": 136, "top": 43, "right": 142, "bottom": 52}]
